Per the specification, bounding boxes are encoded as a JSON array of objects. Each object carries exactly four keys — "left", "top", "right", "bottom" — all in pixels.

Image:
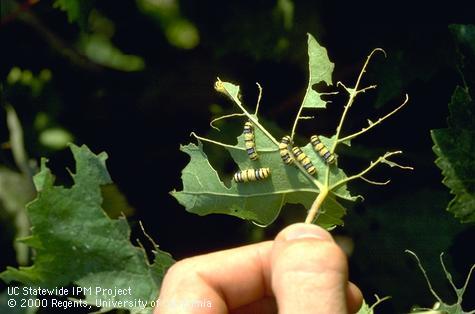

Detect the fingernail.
[{"left": 283, "top": 223, "right": 332, "bottom": 241}]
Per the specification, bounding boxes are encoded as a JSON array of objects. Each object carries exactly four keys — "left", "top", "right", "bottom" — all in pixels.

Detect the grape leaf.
[
  {"left": 301, "top": 33, "right": 335, "bottom": 109},
  {"left": 173, "top": 34, "right": 408, "bottom": 228},
  {"left": 431, "top": 85, "right": 475, "bottom": 223},
  {"left": 172, "top": 124, "right": 357, "bottom": 228},
  {"left": 0, "top": 290, "right": 36, "bottom": 314},
  {"left": 0, "top": 144, "right": 174, "bottom": 314}
]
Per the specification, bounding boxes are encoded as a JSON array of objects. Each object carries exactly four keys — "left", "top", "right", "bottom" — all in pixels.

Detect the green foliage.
[
  {"left": 5, "top": 67, "right": 74, "bottom": 152},
  {"left": 37, "top": 127, "right": 74, "bottom": 150},
  {"left": 0, "top": 290, "right": 36, "bottom": 314},
  {"left": 0, "top": 145, "right": 174, "bottom": 313},
  {"left": 136, "top": 0, "right": 200, "bottom": 49},
  {"left": 356, "top": 295, "right": 390, "bottom": 314},
  {"left": 431, "top": 86, "right": 475, "bottom": 223},
  {"left": 450, "top": 24, "right": 475, "bottom": 56},
  {"left": 53, "top": 0, "right": 95, "bottom": 30},
  {"left": 1, "top": 106, "right": 36, "bottom": 266},
  {"left": 7, "top": 67, "right": 52, "bottom": 97},
  {"left": 406, "top": 250, "right": 475, "bottom": 314},
  {"left": 302, "top": 33, "right": 334, "bottom": 109},
  {"left": 346, "top": 188, "right": 463, "bottom": 312},
  {"left": 172, "top": 34, "right": 410, "bottom": 228},
  {"left": 77, "top": 10, "right": 145, "bottom": 71},
  {"left": 79, "top": 33, "right": 145, "bottom": 71},
  {"left": 172, "top": 141, "right": 348, "bottom": 228}
]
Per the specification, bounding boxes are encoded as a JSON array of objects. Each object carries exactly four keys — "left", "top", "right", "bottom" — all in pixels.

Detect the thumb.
[{"left": 271, "top": 223, "right": 359, "bottom": 314}]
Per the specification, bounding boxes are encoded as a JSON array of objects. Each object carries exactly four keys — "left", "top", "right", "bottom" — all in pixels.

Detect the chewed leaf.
[
  {"left": 302, "top": 33, "right": 335, "bottom": 109},
  {"left": 0, "top": 144, "right": 174, "bottom": 313},
  {"left": 174, "top": 33, "right": 409, "bottom": 228},
  {"left": 173, "top": 127, "right": 357, "bottom": 228},
  {"left": 431, "top": 86, "right": 475, "bottom": 223},
  {"left": 172, "top": 142, "right": 288, "bottom": 225},
  {"left": 215, "top": 78, "right": 242, "bottom": 106},
  {"left": 406, "top": 250, "right": 475, "bottom": 314}
]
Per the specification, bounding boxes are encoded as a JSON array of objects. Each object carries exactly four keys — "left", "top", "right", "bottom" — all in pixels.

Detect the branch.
[
  {"left": 5, "top": 105, "right": 33, "bottom": 179},
  {"left": 338, "top": 94, "right": 410, "bottom": 144},
  {"left": 329, "top": 151, "right": 412, "bottom": 190},
  {"left": 18, "top": 12, "right": 103, "bottom": 72},
  {"left": 331, "top": 48, "right": 386, "bottom": 153},
  {"left": 0, "top": 0, "right": 39, "bottom": 26}
]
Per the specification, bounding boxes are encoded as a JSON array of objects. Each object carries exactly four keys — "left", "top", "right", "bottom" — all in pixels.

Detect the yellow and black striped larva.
[
  {"left": 214, "top": 80, "right": 227, "bottom": 94},
  {"left": 214, "top": 79, "right": 242, "bottom": 100},
  {"left": 233, "top": 168, "right": 271, "bottom": 183},
  {"left": 243, "top": 121, "right": 258, "bottom": 160},
  {"left": 310, "top": 135, "right": 335, "bottom": 164},
  {"left": 279, "top": 135, "right": 294, "bottom": 165},
  {"left": 291, "top": 146, "right": 317, "bottom": 175}
]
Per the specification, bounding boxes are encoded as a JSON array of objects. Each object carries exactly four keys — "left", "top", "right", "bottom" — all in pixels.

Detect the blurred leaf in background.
[
  {"left": 137, "top": 0, "right": 199, "bottom": 49},
  {"left": 53, "top": 0, "right": 95, "bottom": 30},
  {"left": 5, "top": 67, "right": 74, "bottom": 152},
  {"left": 78, "top": 10, "right": 145, "bottom": 71},
  {"left": 0, "top": 106, "right": 36, "bottom": 266}
]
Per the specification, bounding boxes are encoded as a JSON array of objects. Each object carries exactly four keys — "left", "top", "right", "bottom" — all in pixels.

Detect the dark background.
[{"left": 1, "top": 0, "right": 474, "bottom": 312}]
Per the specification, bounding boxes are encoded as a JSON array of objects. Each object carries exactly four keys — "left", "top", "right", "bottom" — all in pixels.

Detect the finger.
[
  {"left": 271, "top": 223, "right": 353, "bottom": 314},
  {"left": 347, "top": 282, "right": 363, "bottom": 313},
  {"left": 155, "top": 241, "right": 273, "bottom": 314},
  {"left": 230, "top": 296, "right": 277, "bottom": 314}
]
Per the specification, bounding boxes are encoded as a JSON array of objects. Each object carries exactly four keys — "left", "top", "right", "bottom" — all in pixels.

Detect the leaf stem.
[
  {"left": 217, "top": 79, "right": 280, "bottom": 146},
  {"left": 305, "top": 185, "right": 328, "bottom": 223},
  {"left": 216, "top": 79, "right": 325, "bottom": 190},
  {"left": 290, "top": 99, "right": 306, "bottom": 140}
]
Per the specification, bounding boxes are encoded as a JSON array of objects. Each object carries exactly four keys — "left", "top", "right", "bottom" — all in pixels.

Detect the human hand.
[{"left": 154, "top": 223, "right": 363, "bottom": 313}]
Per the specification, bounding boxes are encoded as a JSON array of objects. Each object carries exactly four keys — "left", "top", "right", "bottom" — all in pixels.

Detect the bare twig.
[
  {"left": 338, "top": 94, "right": 409, "bottom": 144},
  {"left": 331, "top": 48, "right": 386, "bottom": 154}
]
